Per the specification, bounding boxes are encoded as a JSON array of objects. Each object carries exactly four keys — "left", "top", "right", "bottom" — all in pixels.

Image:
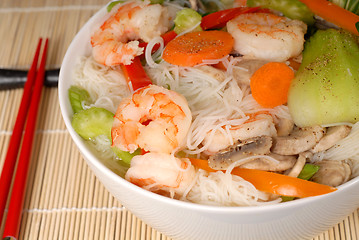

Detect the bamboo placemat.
[{"left": 0, "top": 0, "right": 358, "bottom": 239}]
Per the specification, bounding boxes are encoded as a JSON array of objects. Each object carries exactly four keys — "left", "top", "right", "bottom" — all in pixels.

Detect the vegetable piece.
[
  {"left": 162, "top": 30, "right": 234, "bottom": 67},
  {"left": 189, "top": 158, "right": 336, "bottom": 198},
  {"left": 68, "top": 85, "right": 91, "bottom": 114},
  {"left": 174, "top": 8, "right": 203, "bottom": 34},
  {"left": 247, "top": 0, "right": 315, "bottom": 25},
  {"left": 107, "top": 0, "right": 163, "bottom": 12},
  {"left": 200, "top": 6, "right": 261, "bottom": 30},
  {"left": 297, "top": 164, "right": 320, "bottom": 180},
  {"left": 72, "top": 107, "right": 114, "bottom": 141},
  {"left": 329, "top": 0, "right": 359, "bottom": 14},
  {"left": 297, "top": 0, "right": 359, "bottom": 35},
  {"left": 250, "top": 62, "right": 294, "bottom": 108},
  {"left": 281, "top": 163, "right": 320, "bottom": 201},
  {"left": 149, "top": 0, "right": 164, "bottom": 4},
  {"left": 121, "top": 57, "right": 152, "bottom": 91},
  {"left": 139, "top": 7, "right": 261, "bottom": 57},
  {"left": 288, "top": 29, "right": 359, "bottom": 127},
  {"left": 107, "top": 0, "right": 124, "bottom": 12},
  {"left": 112, "top": 147, "right": 141, "bottom": 165}
]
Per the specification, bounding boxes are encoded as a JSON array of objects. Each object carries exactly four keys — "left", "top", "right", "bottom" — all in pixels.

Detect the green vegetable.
[
  {"left": 281, "top": 164, "right": 320, "bottom": 202},
  {"left": 112, "top": 147, "right": 141, "bottom": 165},
  {"left": 107, "top": 0, "right": 124, "bottom": 12},
  {"left": 107, "top": 0, "right": 164, "bottom": 12},
  {"left": 288, "top": 29, "right": 359, "bottom": 127},
  {"left": 247, "top": 0, "right": 315, "bottom": 25},
  {"left": 68, "top": 85, "right": 91, "bottom": 114},
  {"left": 149, "top": 0, "right": 164, "bottom": 4},
  {"left": 330, "top": 0, "right": 359, "bottom": 15},
  {"left": 297, "top": 164, "right": 320, "bottom": 181},
  {"left": 174, "top": 8, "right": 203, "bottom": 34},
  {"left": 72, "top": 107, "right": 114, "bottom": 141}
]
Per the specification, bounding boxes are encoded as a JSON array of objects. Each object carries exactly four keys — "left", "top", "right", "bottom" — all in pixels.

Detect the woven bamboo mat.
[{"left": 0, "top": 0, "right": 358, "bottom": 239}]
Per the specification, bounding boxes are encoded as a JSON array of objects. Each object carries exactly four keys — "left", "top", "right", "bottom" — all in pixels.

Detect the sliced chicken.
[
  {"left": 311, "top": 125, "right": 352, "bottom": 153},
  {"left": 275, "top": 118, "right": 294, "bottom": 137},
  {"left": 271, "top": 126, "right": 325, "bottom": 155},
  {"left": 286, "top": 152, "right": 312, "bottom": 178},
  {"left": 239, "top": 153, "right": 296, "bottom": 172}
]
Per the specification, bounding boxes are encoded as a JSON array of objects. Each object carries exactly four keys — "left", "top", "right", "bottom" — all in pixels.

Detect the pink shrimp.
[
  {"left": 91, "top": 0, "right": 171, "bottom": 66},
  {"left": 227, "top": 12, "right": 307, "bottom": 62},
  {"left": 111, "top": 85, "right": 192, "bottom": 154},
  {"left": 125, "top": 152, "right": 196, "bottom": 197}
]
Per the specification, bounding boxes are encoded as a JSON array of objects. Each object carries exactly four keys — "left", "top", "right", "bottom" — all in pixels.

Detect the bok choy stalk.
[{"left": 288, "top": 29, "right": 359, "bottom": 127}]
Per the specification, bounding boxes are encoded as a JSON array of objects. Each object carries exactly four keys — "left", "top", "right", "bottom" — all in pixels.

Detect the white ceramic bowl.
[{"left": 59, "top": 3, "right": 359, "bottom": 240}]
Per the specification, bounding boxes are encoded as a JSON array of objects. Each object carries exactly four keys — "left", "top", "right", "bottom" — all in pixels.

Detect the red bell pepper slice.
[
  {"left": 122, "top": 31, "right": 177, "bottom": 91},
  {"left": 201, "top": 6, "right": 261, "bottom": 30},
  {"left": 121, "top": 57, "right": 152, "bottom": 91}
]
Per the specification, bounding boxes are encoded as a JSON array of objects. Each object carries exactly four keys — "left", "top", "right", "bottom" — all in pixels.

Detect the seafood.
[
  {"left": 91, "top": 0, "right": 171, "bottom": 66},
  {"left": 226, "top": 13, "right": 307, "bottom": 62},
  {"left": 111, "top": 85, "right": 192, "bottom": 154},
  {"left": 125, "top": 152, "right": 196, "bottom": 197}
]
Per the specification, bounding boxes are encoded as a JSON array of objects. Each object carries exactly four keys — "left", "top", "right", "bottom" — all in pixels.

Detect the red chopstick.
[
  {"left": 1, "top": 38, "right": 48, "bottom": 240},
  {"left": 0, "top": 38, "right": 43, "bottom": 224}
]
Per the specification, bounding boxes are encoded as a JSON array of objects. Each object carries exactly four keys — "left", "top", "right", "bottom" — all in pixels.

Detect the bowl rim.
[{"left": 58, "top": 0, "right": 359, "bottom": 214}]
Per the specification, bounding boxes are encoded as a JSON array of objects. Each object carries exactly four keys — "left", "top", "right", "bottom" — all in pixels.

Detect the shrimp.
[
  {"left": 203, "top": 113, "right": 277, "bottom": 153},
  {"left": 91, "top": 0, "right": 171, "bottom": 66},
  {"left": 226, "top": 13, "right": 307, "bottom": 62},
  {"left": 125, "top": 152, "right": 196, "bottom": 197},
  {"left": 111, "top": 85, "right": 192, "bottom": 154}
]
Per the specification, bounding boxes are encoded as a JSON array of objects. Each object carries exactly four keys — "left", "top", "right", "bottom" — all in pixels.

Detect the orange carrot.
[
  {"left": 250, "top": 62, "right": 294, "bottom": 108},
  {"left": 162, "top": 31, "right": 234, "bottom": 67},
  {"left": 298, "top": 0, "right": 359, "bottom": 35},
  {"left": 189, "top": 158, "right": 337, "bottom": 198}
]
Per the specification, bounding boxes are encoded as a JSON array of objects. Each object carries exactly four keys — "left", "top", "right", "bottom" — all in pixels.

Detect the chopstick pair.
[{"left": 0, "top": 38, "right": 49, "bottom": 240}]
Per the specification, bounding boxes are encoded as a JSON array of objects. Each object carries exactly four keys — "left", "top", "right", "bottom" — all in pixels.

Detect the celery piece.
[
  {"left": 297, "top": 164, "right": 320, "bottom": 181},
  {"left": 281, "top": 164, "right": 320, "bottom": 202},
  {"left": 68, "top": 85, "right": 91, "bottom": 114},
  {"left": 288, "top": 29, "right": 359, "bottom": 127},
  {"left": 149, "top": 0, "right": 164, "bottom": 4},
  {"left": 112, "top": 147, "right": 141, "bottom": 165},
  {"left": 72, "top": 107, "right": 114, "bottom": 141},
  {"left": 174, "top": 8, "right": 203, "bottom": 34},
  {"left": 107, "top": 0, "right": 125, "bottom": 12},
  {"left": 247, "top": 0, "right": 315, "bottom": 25}
]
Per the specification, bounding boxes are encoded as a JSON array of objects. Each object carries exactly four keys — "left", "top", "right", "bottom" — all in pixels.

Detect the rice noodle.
[
  {"left": 73, "top": 56, "right": 130, "bottom": 113},
  {"left": 147, "top": 60, "right": 288, "bottom": 154},
  {"left": 145, "top": 36, "right": 164, "bottom": 68},
  {"left": 312, "top": 122, "right": 359, "bottom": 169}
]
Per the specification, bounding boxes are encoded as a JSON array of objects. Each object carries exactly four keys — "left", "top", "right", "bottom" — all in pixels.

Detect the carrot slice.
[
  {"left": 189, "top": 158, "right": 337, "bottom": 198},
  {"left": 250, "top": 62, "right": 294, "bottom": 108},
  {"left": 162, "top": 31, "right": 234, "bottom": 67},
  {"left": 298, "top": 0, "right": 359, "bottom": 35}
]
